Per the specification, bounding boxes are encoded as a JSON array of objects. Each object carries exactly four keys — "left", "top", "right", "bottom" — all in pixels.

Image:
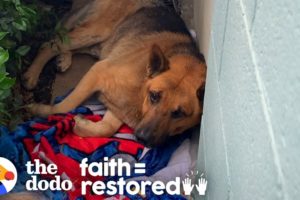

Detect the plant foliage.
[
  {"left": 0, "top": 0, "right": 39, "bottom": 126},
  {"left": 0, "top": 0, "right": 70, "bottom": 127}
]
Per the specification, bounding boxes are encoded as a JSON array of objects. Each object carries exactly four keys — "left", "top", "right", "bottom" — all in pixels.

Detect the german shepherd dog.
[{"left": 24, "top": 0, "right": 206, "bottom": 147}]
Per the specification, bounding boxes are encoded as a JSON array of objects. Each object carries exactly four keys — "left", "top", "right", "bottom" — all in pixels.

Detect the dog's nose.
[{"left": 135, "top": 130, "right": 152, "bottom": 147}]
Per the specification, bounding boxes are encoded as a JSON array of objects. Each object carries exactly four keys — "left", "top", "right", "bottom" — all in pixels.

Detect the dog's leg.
[
  {"left": 29, "top": 59, "right": 123, "bottom": 138},
  {"left": 24, "top": 0, "right": 140, "bottom": 90},
  {"left": 74, "top": 110, "right": 123, "bottom": 137},
  {"left": 23, "top": 27, "right": 102, "bottom": 89},
  {"left": 74, "top": 44, "right": 100, "bottom": 59},
  {"left": 56, "top": 51, "right": 72, "bottom": 72},
  {"left": 28, "top": 60, "right": 109, "bottom": 117}
]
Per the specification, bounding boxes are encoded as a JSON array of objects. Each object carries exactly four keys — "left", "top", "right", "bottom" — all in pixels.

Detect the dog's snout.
[{"left": 135, "top": 129, "right": 152, "bottom": 147}]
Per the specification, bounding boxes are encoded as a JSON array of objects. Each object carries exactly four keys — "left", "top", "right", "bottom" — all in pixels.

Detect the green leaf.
[
  {"left": 0, "top": 22, "right": 9, "bottom": 32},
  {"left": 0, "top": 102, "right": 4, "bottom": 110},
  {"left": 21, "top": 18, "right": 30, "bottom": 28},
  {"left": 23, "top": 6, "right": 36, "bottom": 16},
  {"left": 0, "top": 38, "right": 16, "bottom": 49},
  {"left": 0, "top": 65, "right": 5, "bottom": 73},
  {"left": 0, "top": 89, "right": 11, "bottom": 100},
  {"left": 16, "top": 55, "right": 21, "bottom": 70},
  {"left": 16, "top": 5, "right": 36, "bottom": 17},
  {"left": 16, "top": 45, "right": 30, "bottom": 56},
  {"left": 0, "top": 77, "right": 15, "bottom": 90},
  {"left": 12, "top": 0, "right": 21, "bottom": 6},
  {"left": 12, "top": 20, "right": 27, "bottom": 31},
  {"left": 0, "top": 32, "right": 8, "bottom": 41},
  {"left": 0, "top": 47, "right": 9, "bottom": 66},
  {"left": 15, "top": 30, "right": 22, "bottom": 42},
  {"left": 0, "top": 73, "right": 8, "bottom": 82}
]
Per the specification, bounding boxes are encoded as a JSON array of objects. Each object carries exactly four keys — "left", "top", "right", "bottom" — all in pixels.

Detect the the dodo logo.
[{"left": 0, "top": 157, "right": 17, "bottom": 195}]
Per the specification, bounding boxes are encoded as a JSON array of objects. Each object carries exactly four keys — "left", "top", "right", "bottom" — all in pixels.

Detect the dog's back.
[{"left": 100, "top": 4, "right": 203, "bottom": 63}]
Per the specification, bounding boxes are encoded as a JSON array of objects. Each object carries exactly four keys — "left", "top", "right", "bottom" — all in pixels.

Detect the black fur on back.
[
  {"left": 115, "top": 6, "right": 190, "bottom": 37},
  {"left": 107, "top": 5, "right": 204, "bottom": 61}
]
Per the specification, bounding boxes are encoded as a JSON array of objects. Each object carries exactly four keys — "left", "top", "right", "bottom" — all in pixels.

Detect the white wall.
[{"left": 195, "top": 0, "right": 300, "bottom": 199}]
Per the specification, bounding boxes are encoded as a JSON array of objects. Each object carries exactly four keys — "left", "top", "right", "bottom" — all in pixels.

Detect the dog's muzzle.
[
  {"left": 135, "top": 128, "right": 154, "bottom": 147},
  {"left": 135, "top": 116, "right": 169, "bottom": 147}
]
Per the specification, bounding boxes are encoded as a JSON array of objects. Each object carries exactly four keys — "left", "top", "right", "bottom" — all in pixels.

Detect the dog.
[{"left": 24, "top": 0, "right": 207, "bottom": 147}]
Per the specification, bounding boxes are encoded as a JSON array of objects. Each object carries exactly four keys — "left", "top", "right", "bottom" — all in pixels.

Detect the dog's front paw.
[
  {"left": 73, "top": 115, "right": 93, "bottom": 137},
  {"left": 56, "top": 52, "right": 72, "bottom": 72},
  {"left": 23, "top": 70, "right": 39, "bottom": 90},
  {"left": 73, "top": 115, "right": 115, "bottom": 137}
]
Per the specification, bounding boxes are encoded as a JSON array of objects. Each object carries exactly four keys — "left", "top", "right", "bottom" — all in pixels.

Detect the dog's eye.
[
  {"left": 171, "top": 107, "right": 186, "bottom": 119},
  {"left": 149, "top": 91, "right": 161, "bottom": 104}
]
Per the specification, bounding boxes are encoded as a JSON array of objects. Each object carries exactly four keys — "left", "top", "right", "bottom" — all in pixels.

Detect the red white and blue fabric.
[{"left": 0, "top": 95, "right": 188, "bottom": 200}]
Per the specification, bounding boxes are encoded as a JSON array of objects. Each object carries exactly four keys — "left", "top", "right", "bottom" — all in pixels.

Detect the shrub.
[
  {"left": 0, "top": 0, "right": 38, "bottom": 126},
  {"left": 0, "top": 0, "right": 70, "bottom": 128},
  {"left": 0, "top": 44, "right": 15, "bottom": 126},
  {"left": 0, "top": 0, "right": 67, "bottom": 127}
]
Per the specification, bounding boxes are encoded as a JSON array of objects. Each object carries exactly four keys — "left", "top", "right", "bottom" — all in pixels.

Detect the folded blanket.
[{"left": 0, "top": 96, "right": 191, "bottom": 200}]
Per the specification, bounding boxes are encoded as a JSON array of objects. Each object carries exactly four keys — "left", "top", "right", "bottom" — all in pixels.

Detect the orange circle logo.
[{"left": 0, "top": 157, "right": 17, "bottom": 195}]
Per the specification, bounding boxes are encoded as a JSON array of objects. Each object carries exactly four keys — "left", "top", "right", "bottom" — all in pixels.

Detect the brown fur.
[{"left": 24, "top": 0, "right": 206, "bottom": 147}]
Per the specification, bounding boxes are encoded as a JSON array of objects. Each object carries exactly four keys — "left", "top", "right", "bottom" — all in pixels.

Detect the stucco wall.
[{"left": 195, "top": 0, "right": 300, "bottom": 199}]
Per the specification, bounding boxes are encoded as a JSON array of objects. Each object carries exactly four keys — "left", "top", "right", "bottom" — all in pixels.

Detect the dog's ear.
[
  {"left": 148, "top": 44, "right": 169, "bottom": 78},
  {"left": 197, "top": 84, "right": 205, "bottom": 102}
]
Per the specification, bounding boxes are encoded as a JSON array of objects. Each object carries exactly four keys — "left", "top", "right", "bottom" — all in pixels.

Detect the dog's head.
[{"left": 136, "top": 45, "right": 206, "bottom": 147}]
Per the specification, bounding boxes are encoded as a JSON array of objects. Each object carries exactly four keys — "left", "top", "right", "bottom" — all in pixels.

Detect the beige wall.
[{"left": 193, "top": 0, "right": 214, "bottom": 58}]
